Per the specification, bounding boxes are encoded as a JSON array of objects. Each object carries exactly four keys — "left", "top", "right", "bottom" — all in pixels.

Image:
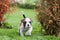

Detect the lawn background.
[{"left": 0, "top": 7, "right": 60, "bottom": 40}]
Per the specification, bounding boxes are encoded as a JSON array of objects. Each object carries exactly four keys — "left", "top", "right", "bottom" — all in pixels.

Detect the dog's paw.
[
  {"left": 25, "top": 32, "right": 31, "bottom": 36},
  {"left": 19, "top": 34, "right": 24, "bottom": 37},
  {"left": 20, "top": 33, "right": 24, "bottom": 37}
]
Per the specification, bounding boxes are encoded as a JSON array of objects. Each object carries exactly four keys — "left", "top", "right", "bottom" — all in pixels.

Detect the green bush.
[
  {"left": 10, "top": 0, "right": 39, "bottom": 9},
  {"left": 17, "top": 3, "right": 36, "bottom": 9}
]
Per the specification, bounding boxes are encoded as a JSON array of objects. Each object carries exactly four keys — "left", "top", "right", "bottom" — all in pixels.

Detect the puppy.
[{"left": 19, "top": 11, "right": 32, "bottom": 36}]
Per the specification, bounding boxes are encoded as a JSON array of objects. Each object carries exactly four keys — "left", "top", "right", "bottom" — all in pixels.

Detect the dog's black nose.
[{"left": 27, "top": 24, "right": 29, "bottom": 26}]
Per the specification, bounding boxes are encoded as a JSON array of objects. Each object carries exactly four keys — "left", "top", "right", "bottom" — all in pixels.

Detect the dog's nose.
[{"left": 27, "top": 24, "right": 29, "bottom": 26}]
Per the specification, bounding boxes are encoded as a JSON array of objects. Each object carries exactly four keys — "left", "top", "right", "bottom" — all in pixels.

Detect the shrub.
[
  {"left": 0, "top": 0, "right": 10, "bottom": 27},
  {"left": 17, "top": 3, "right": 36, "bottom": 9},
  {"left": 35, "top": 0, "right": 60, "bottom": 36}
]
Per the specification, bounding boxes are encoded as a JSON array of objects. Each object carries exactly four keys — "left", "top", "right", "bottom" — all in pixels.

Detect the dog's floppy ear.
[
  {"left": 21, "top": 19, "right": 25, "bottom": 22},
  {"left": 30, "top": 18, "right": 33, "bottom": 22}
]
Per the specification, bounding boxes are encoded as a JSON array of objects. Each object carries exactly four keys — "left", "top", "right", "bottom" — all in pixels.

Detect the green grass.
[
  {"left": 26, "top": 0, "right": 39, "bottom": 4},
  {"left": 0, "top": 8, "right": 60, "bottom": 40}
]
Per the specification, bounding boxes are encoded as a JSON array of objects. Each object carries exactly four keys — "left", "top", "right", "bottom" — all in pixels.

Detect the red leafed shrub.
[
  {"left": 0, "top": 0, "right": 10, "bottom": 27},
  {"left": 35, "top": 0, "right": 60, "bottom": 36}
]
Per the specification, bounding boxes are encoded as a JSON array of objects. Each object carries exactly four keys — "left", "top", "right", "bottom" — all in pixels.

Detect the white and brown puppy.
[{"left": 19, "top": 12, "right": 32, "bottom": 36}]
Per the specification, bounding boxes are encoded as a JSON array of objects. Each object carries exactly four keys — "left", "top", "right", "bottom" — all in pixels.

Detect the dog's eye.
[{"left": 29, "top": 21, "right": 31, "bottom": 23}]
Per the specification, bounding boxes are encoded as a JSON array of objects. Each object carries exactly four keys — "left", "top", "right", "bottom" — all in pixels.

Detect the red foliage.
[{"left": 0, "top": 0, "right": 10, "bottom": 26}]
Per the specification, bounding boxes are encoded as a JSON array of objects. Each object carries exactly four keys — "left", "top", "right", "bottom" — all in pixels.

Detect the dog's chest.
[{"left": 23, "top": 27, "right": 29, "bottom": 32}]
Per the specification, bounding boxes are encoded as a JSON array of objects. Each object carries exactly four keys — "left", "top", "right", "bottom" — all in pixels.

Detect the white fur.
[
  {"left": 19, "top": 18, "right": 32, "bottom": 36},
  {"left": 25, "top": 18, "right": 31, "bottom": 28}
]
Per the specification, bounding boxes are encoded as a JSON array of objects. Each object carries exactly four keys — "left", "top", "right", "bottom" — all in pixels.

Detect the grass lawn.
[{"left": 0, "top": 7, "right": 60, "bottom": 40}]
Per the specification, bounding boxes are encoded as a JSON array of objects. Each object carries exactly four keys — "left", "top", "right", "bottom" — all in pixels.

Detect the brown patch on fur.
[{"left": 21, "top": 19, "right": 26, "bottom": 27}]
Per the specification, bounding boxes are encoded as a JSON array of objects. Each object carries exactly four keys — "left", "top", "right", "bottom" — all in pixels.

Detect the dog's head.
[{"left": 21, "top": 18, "right": 32, "bottom": 28}]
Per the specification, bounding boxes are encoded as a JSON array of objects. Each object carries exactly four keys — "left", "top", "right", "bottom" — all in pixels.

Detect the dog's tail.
[{"left": 21, "top": 11, "right": 26, "bottom": 18}]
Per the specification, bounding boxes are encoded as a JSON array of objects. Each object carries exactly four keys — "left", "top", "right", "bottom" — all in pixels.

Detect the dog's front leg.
[
  {"left": 19, "top": 28, "right": 24, "bottom": 36},
  {"left": 19, "top": 26, "right": 24, "bottom": 36},
  {"left": 19, "top": 23, "right": 24, "bottom": 37},
  {"left": 25, "top": 27, "right": 32, "bottom": 36}
]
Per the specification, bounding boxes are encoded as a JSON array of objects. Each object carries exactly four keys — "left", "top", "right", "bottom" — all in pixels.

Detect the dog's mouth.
[
  {"left": 25, "top": 26, "right": 30, "bottom": 29},
  {"left": 23, "top": 27, "right": 30, "bottom": 32}
]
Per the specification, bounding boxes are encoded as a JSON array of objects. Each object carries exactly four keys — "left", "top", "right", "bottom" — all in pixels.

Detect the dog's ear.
[
  {"left": 21, "top": 19, "right": 25, "bottom": 22},
  {"left": 30, "top": 18, "right": 33, "bottom": 22}
]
